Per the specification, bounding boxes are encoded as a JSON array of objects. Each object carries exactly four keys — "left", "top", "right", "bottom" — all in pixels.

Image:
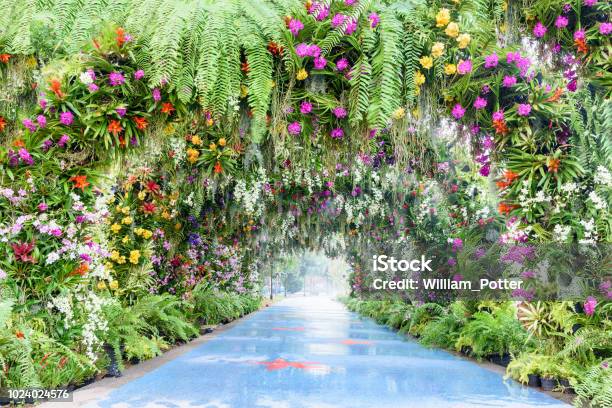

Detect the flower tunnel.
[{"left": 0, "top": 0, "right": 610, "bottom": 404}]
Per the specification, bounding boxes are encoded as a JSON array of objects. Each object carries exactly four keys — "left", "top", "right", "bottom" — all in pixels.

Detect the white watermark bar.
[{"left": 0, "top": 388, "right": 73, "bottom": 403}]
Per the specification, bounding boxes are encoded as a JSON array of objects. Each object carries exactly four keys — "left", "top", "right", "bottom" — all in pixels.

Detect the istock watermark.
[{"left": 372, "top": 255, "right": 433, "bottom": 272}]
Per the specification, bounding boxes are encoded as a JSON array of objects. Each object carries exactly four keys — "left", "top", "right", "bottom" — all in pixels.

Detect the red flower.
[
  {"left": 161, "top": 103, "right": 175, "bottom": 114},
  {"left": 108, "top": 120, "right": 123, "bottom": 136},
  {"left": 70, "top": 175, "right": 90, "bottom": 191},
  {"left": 0, "top": 116, "right": 6, "bottom": 132},
  {"left": 142, "top": 202, "right": 156, "bottom": 214},
  {"left": 0, "top": 54, "right": 11, "bottom": 64},
  {"left": 241, "top": 61, "right": 250, "bottom": 73},
  {"left": 133, "top": 116, "right": 148, "bottom": 130},
  {"left": 11, "top": 241, "right": 36, "bottom": 263},
  {"left": 15, "top": 331, "right": 25, "bottom": 339},
  {"left": 214, "top": 161, "right": 223, "bottom": 174},
  {"left": 146, "top": 181, "right": 160, "bottom": 194}
]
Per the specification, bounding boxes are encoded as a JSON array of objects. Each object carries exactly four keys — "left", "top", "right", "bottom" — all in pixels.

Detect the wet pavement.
[{"left": 87, "top": 296, "right": 568, "bottom": 408}]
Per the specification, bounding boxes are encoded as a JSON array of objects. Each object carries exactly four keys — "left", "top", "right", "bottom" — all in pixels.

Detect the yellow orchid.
[
  {"left": 457, "top": 33, "right": 471, "bottom": 49},
  {"left": 419, "top": 56, "right": 433, "bottom": 69},
  {"left": 444, "top": 63, "right": 457, "bottom": 75},
  {"left": 435, "top": 8, "right": 451, "bottom": 27},
  {"left": 296, "top": 68, "right": 308, "bottom": 81},
  {"left": 445, "top": 22, "right": 459, "bottom": 38},
  {"left": 431, "top": 42, "right": 445, "bottom": 58}
]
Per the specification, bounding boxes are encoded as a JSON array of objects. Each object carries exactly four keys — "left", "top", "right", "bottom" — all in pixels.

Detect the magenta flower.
[
  {"left": 288, "top": 18, "right": 304, "bottom": 36},
  {"left": 287, "top": 121, "right": 301, "bottom": 135},
  {"left": 517, "top": 103, "right": 531, "bottom": 117},
  {"left": 584, "top": 0, "right": 597, "bottom": 6},
  {"left": 152, "top": 88, "right": 161, "bottom": 102},
  {"left": 601, "top": 22, "right": 612, "bottom": 35},
  {"left": 42, "top": 139, "right": 53, "bottom": 150},
  {"left": 452, "top": 238, "right": 463, "bottom": 252},
  {"left": 300, "top": 101, "right": 313, "bottom": 114},
  {"left": 533, "top": 22, "right": 547, "bottom": 38},
  {"left": 58, "top": 134, "right": 70, "bottom": 147},
  {"left": 448, "top": 258, "right": 457, "bottom": 266},
  {"left": 369, "top": 12, "right": 380, "bottom": 28},
  {"left": 457, "top": 60, "right": 472, "bottom": 75},
  {"left": 296, "top": 43, "right": 310, "bottom": 57},
  {"left": 88, "top": 83, "right": 99, "bottom": 92},
  {"left": 473, "top": 97, "right": 487, "bottom": 110},
  {"left": 555, "top": 15, "right": 569, "bottom": 29},
  {"left": 479, "top": 163, "right": 490, "bottom": 176},
  {"left": 574, "top": 29, "right": 586, "bottom": 40},
  {"left": 451, "top": 104, "right": 465, "bottom": 120},
  {"left": 506, "top": 51, "right": 520, "bottom": 64},
  {"left": 18, "top": 148, "right": 34, "bottom": 165},
  {"left": 38, "top": 202, "right": 48, "bottom": 212},
  {"left": 314, "top": 56, "right": 327, "bottom": 70},
  {"left": 567, "top": 79, "right": 577, "bottom": 92},
  {"left": 333, "top": 106, "right": 347, "bottom": 118},
  {"left": 345, "top": 18, "right": 358, "bottom": 35},
  {"left": 331, "top": 13, "right": 346, "bottom": 28},
  {"left": 584, "top": 296, "right": 597, "bottom": 316},
  {"left": 482, "top": 136, "right": 494, "bottom": 149},
  {"left": 336, "top": 58, "right": 349, "bottom": 71},
  {"left": 492, "top": 110, "right": 504, "bottom": 121},
  {"left": 39, "top": 98, "right": 47, "bottom": 109},
  {"left": 308, "top": 44, "right": 321, "bottom": 58},
  {"left": 22, "top": 118, "right": 37, "bottom": 132},
  {"left": 109, "top": 72, "right": 125, "bottom": 86},
  {"left": 116, "top": 107, "right": 127, "bottom": 117},
  {"left": 345, "top": 0, "right": 357, "bottom": 5},
  {"left": 59, "top": 111, "right": 74, "bottom": 126},
  {"left": 330, "top": 128, "right": 344, "bottom": 139},
  {"left": 134, "top": 70, "right": 145, "bottom": 80},
  {"left": 502, "top": 75, "right": 517, "bottom": 87},
  {"left": 484, "top": 53, "right": 499, "bottom": 68},
  {"left": 36, "top": 115, "right": 46, "bottom": 128}
]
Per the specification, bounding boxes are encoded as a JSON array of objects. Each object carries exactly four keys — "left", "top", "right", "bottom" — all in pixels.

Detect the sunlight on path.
[{"left": 86, "top": 296, "right": 569, "bottom": 408}]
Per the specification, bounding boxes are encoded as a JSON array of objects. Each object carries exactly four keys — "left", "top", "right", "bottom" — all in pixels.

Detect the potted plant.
[{"left": 505, "top": 352, "right": 542, "bottom": 387}]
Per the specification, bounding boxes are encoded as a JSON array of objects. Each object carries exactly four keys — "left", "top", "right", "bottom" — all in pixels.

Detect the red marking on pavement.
[
  {"left": 272, "top": 327, "right": 305, "bottom": 331},
  {"left": 341, "top": 339, "right": 375, "bottom": 345},
  {"left": 254, "top": 358, "right": 323, "bottom": 371}
]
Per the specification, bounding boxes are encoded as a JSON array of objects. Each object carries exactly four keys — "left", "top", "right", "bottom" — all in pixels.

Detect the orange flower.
[
  {"left": 70, "top": 175, "right": 90, "bottom": 191},
  {"left": 13, "top": 139, "right": 25, "bottom": 148},
  {"left": 496, "top": 180, "right": 511, "bottom": 190},
  {"left": 161, "top": 102, "right": 175, "bottom": 114},
  {"left": 49, "top": 79, "right": 64, "bottom": 98},
  {"left": 498, "top": 202, "right": 518, "bottom": 215},
  {"left": 574, "top": 38, "right": 588, "bottom": 54},
  {"left": 15, "top": 331, "right": 25, "bottom": 339},
  {"left": 267, "top": 41, "right": 283, "bottom": 55},
  {"left": 241, "top": 61, "right": 250, "bottom": 73},
  {"left": 493, "top": 119, "right": 508, "bottom": 135},
  {"left": 0, "top": 116, "right": 6, "bottom": 132},
  {"left": 108, "top": 120, "right": 123, "bottom": 135},
  {"left": 546, "top": 87, "right": 563, "bottom": 103},
  {"left": 547, "top": 158, "right": 560, "bottom": 173},
  {"left": 504, "top": 170, "right": 519, "bottom": 183},
  {"left": 119, "top": 135, "right": 127, "bottom": 148},
  {"left": 71, "top": 262, "right": 89, "bottom": 276},
  {"left": 133, "top": 116, "right": 148, "bottom": 130},
  {"left": 116, "top": 27, "right": 126, "bottom": 47},
  {"left": 0, "top": 54, "right": 11, "bottom": 63},
  {"left": 214, "top": 161, "right": 223, "bottom": 174}
]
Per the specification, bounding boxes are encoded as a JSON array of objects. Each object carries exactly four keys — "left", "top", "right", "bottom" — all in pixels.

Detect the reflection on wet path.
[{"left": 89, "top": 296, "right": 568, "bottom": 408}]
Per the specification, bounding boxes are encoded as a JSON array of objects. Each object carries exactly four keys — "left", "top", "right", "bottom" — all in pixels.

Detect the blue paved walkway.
[{"left": 88, "top": 297, "right": 568, "bottom": 408}]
